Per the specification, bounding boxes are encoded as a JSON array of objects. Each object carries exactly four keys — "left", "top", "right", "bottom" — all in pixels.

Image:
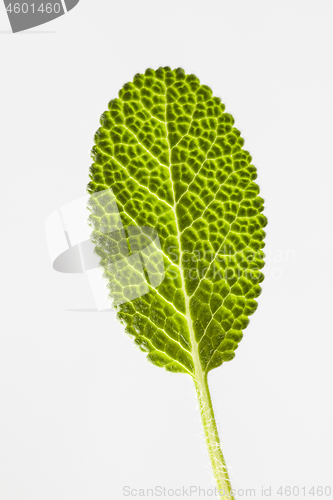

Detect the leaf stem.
[{"left": 194, "top": 372, "right": 235, "bottom": 500}]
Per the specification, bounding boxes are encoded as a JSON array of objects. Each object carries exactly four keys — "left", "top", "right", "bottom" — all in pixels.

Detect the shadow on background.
[
  {"left": 0, "top": 30, "right": 55, "bottom": 34},
  {"left": 66, "top": 309, "right": 113, "bottom": 313}
]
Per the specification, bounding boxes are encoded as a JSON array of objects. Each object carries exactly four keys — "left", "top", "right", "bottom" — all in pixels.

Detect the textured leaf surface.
[{"left": 88, "top": 67, "right": 266, "bottom": 376}]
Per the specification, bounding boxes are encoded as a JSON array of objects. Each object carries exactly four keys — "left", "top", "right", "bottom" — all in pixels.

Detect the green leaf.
[{"left": 87, "top": 67, "right": 266, "bottom": 499}]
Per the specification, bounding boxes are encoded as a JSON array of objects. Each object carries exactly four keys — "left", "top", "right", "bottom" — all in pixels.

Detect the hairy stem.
[{"left": 194, "top": 373, "right": 235, "bottom": 500}]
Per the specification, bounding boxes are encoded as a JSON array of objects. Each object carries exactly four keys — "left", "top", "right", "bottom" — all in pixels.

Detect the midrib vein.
[{"left": 163, "top": 88, "right": 203, "bottom": 380}]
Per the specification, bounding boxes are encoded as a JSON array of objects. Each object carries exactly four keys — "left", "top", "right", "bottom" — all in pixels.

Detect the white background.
[{"left": 1, "top": 1, "right": 333, "bottom": 499}]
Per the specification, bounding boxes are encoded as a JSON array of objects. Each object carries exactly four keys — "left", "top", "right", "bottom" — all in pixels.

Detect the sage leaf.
[{"left": 88, "top": 67, "right": 266, "bottom": 499}]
